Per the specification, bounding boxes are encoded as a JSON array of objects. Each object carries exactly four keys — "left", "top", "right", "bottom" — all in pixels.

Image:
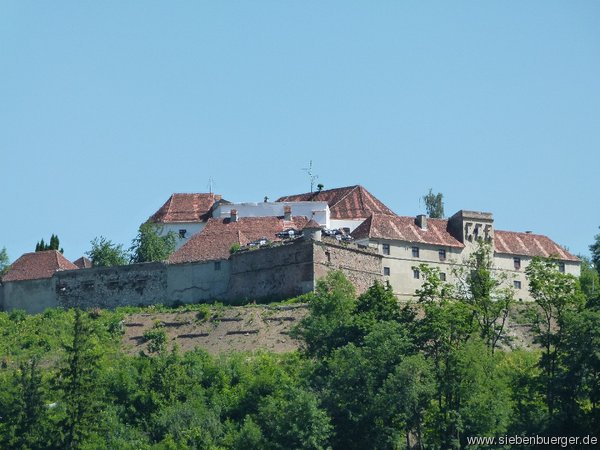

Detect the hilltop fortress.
[{"left": 0, "top": 186, "right": 580, "bottom": 314}]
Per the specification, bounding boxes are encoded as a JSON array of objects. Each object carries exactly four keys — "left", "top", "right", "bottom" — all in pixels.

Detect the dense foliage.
[
  {"left": 86, "top": 236, "right": 129, "bottom": 267},
  {"left": 130, "top": 222, "right": 176, "bottom": 264},
  {"left": 0, "top": 261, "right": 599, "bottom": 448}
]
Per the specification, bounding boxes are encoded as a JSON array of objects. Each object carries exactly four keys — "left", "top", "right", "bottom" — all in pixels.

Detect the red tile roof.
[
  {"left": 149, "top": 193, "right": 222, "bottom": 223},
  {"left": 303, "top": 219, "right": 322, "bottom": 229},
  {"left": 351, "top": 214, "right": 464, "bottom": 248},
  {"left": 494, "top": 230, "right": 579, "bottom": 262},
  {"left": 277, "top": 185, "right": 395, "bottom": 220},
  {"left": 73, "top": 256, "right": 93, "bottom": 269},
  {"left": 352, "top": 215, "right": 579, "bottom": 262},
  {"left": 2, "top": 250, "right": 79, "bottom": 282},
  {"left": 168, "top": 216, "right": 310, "bottom": 263}
]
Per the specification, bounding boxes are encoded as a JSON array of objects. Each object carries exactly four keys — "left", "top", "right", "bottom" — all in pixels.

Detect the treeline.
[{"left": 0, "top": 255, "right": 599, "bottom": 449}]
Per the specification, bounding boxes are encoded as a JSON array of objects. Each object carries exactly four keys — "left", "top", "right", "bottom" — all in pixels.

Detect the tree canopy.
[
  {"left": 423, "top": 188, "right": 444, "bottom": 218},
  {"left": 86, "top": 236, "right": 129, "bottom": 267},
  {"left": 130, "top": 222, "right": 176, "bottom": 263}
]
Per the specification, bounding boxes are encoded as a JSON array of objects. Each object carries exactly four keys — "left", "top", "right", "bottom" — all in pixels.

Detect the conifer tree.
[
  {"left": 58, "top": 309, "right": 101, "bottom": 449},
  {"left": 35, "top": 234, "right": 64, "bottom": 253}
]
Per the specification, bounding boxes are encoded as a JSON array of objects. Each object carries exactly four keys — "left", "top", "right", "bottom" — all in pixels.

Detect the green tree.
[
  {"left": 454, "top": 242, "right": 514, "bottom": 353},
  {"left": 423, "top": 188, "right": 444, "bottom": 218},
  {"left": 257, "top": 388, "right": 332, "bottom": 450},
  {"left": 555, "top": 308, "right": 600, "bottom": 434},
  {"left": 293, "top": 271, "right": 358, "bottom": 357},
  {"left": 317, "top": 321, "right": 415, "bottom": 450},
  {"left": 35, "top": 234, "right": 64, "bottom": 253},
  {"left": 130, "top": 222, "right": 176, "bottom": 263},
  {"left": 525, "top": 257, "right": 585, "bottom": 418},
  {"left": 58, "top": 309, "right": 102, "bottom": 449},
  {"left": 374, "top": 354, "right": 435, "bottom": 449},
  {"left": 579, "top": 255, "right": 599, "bottom": 305},
  {"left": 0, "top": 247, "right": 9, "bottom": 276},
  {"left": 86, "top": 236, "right": 129, "bottom": 267},
  {"left": 590, "top": 227, "right": 600, "bottom": 277},
  {"left": 5, "top": 358, "right": 48, "bottom": 450}
]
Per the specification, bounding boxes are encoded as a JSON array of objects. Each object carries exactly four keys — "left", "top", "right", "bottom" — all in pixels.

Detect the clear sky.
[{"left": 1, "top": 1, "right": 599, "bottom": 263}]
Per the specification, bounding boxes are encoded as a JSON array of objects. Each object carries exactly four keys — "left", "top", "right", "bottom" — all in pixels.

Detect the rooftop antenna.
[
  {"left": 302, "top": 160, "right": 319, "bottom": 193},
  {"left": 207, "top": 177, "right": 215, "bottom": 194}
]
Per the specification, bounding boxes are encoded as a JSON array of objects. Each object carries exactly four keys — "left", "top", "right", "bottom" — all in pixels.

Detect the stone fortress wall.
[{"left": 0, "top": 237, "right": 383, "bottom": 314}]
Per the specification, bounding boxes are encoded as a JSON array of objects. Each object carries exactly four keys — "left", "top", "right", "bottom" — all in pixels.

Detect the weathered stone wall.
[
  {"left": 2, "top": 278, "right": 57, "bottom": 313},
  {"left": 3, "top": 238, "right": 384, "bottom": 314},
  {"left": 227, "top": 240, "right": 315, "bottom": 302},
  {"left": 55, "top": 263, "right": 168, "bottom": 309},
  {"left": 313, "top": 239, "right": 382, "bottom": 294},
  {"left": 167, "top": 260, "right": 230, "bottom": 304}
]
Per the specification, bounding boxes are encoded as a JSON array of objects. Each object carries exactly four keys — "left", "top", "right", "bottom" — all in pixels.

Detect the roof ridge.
[{"left": 332, "top": 185, "right": 359, "bottom": 208}]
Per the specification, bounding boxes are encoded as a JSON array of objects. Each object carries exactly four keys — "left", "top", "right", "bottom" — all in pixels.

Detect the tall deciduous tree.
[
  {"left": 579, "top": 255, "right": 599, "bottom": 305},
  {"left": 454, "top": 242, "right": 514, "bottom": 353},
  {"left": 293, "top": 271, "right": 358, "bottom": 357},
  {"left": 86, "top": 236, "right": 129, "bottom": 267},
  {"left": 423, "top": 188, "right": 445, "bottom": 218},
  {"left": 525, "top": 257, "right": 585, "bottom": 418},
  {"left": 129, "top": 222, "right": 176, "bottom": 263}
]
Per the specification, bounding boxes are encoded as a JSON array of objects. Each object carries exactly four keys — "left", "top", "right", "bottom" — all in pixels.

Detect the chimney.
[
  {"left": 214, "top": 194, "right": 222, "bottom": 201},
  {"left": 284, "top": 205, "right": 292, "bottom": 221},
  {"left": 416, "top": 214, "right": 428, "bottom": 230},
  {"left": 230, "top": 209, "right": 238, "bottom": 222}
]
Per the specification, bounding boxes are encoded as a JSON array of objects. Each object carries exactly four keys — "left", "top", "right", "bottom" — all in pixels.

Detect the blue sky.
[{"left": 1, "top": 1, "right": 599, "bottom": 263}]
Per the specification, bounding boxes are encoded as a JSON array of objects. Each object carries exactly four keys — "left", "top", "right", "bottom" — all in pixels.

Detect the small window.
[
  {"left": 514, "top": 257, "right": 521, "bottom": 270},
  {"left": 439, "top": 249, "right": 446, "bottom": 261},
  {"left": 382, "top": 244, "right": 390, "bottom": 255},
  {"left": 440, "top": 272, "right": 446, "bottom": 281},
  {"left": 514, "top": 280, "right": 522, "bottom": 289},
  {"left": 214, "top": 261, "right": 221, "bottom": 271},
  {"left": 383, "top": 267, "right": 390, "bottom": 276},
  {"left": 179, "top": 229, "right": 187, "bottom": 238},
  {"left": 558, "top": 262, "right": 565, "bottom": 273},
  {"left": 413, "top": 269, "right": 420, "bottom": 279},
  {"left": 412, "top": 246, "right": 420, "bottom": 258}
]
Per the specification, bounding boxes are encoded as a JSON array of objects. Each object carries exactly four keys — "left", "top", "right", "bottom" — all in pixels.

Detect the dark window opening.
[
  {"left": 382, "top": 244, "right": 390, "bottom": 255},
  {"left": 413, "top": 269, "right": 420, "bottom": 279},
  {"left": 412, "top": 246, "right": 420, "bottom": 258},
  {"left": 558, "top": 262, "right": 565, "bottom": 273},
  {"left": 440, "top": 272, "right": 447, "bottom": 281},
  {"left": 383, "top": 267, "right": 390, "bottom": 276},
  {"left": 439, "top": 249, "right": 446, "bottom": 261},
  {"left": 514, "top": 257, "right": 521, "bottom": 270},
  {"left": 514, "top": 280, "right": 522, "bottom": 289},
  {"left": 179, "top": 229, "right": 187, "bottom": 238},
  {"left": 214, "top": 261, "right": 221, "bottom": 271}
]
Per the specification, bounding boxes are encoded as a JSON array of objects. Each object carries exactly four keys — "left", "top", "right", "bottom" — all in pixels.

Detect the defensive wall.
[{"left": 0, "top": 238, "right": 383, "bottom": 313}]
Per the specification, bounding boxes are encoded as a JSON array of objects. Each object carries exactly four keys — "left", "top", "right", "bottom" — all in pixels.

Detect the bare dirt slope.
[
  {"left": 121, "top": 302, "right": 538, "bottom": 355},
  {"left": 122, "top": 304, "right": 308, "bottom": 355}
]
